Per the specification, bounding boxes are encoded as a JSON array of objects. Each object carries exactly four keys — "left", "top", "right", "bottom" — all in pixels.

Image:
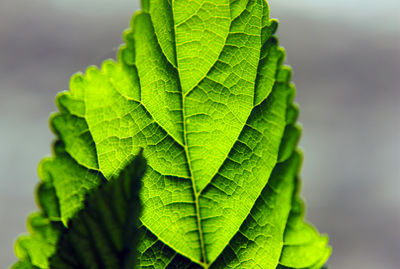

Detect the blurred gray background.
[{"left": 1, "top": 0, "right": 399, "bottom": 268}]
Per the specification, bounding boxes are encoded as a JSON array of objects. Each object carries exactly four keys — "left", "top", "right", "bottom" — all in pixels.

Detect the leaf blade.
[{"left": 13, "top": 0, "right": 331, "bottom": 267}]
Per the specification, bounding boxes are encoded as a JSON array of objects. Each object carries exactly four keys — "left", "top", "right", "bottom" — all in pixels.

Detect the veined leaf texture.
[{"left": 12, "top": 0, "right": 331, "bottom": 268}]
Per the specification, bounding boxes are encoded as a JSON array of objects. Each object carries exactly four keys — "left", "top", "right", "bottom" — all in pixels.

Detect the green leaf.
[
  {"left": 49, "top": 153, "right": 146, "bottom": 268},
  {"left": 13, "top": 0, "right": 330, "bottom": 268}
]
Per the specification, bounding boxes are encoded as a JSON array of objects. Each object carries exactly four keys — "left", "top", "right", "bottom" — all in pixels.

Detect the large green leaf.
[{"left": 13, "top": 0, "right": 330, "bottom": 268}]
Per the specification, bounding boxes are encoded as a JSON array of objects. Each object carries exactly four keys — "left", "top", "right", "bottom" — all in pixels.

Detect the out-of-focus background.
[{"left": 1, "top": 0, "right": 399, "bottom": 268}]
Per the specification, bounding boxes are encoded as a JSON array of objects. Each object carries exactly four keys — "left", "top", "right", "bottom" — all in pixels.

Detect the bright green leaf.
[{"left": 13, "top": 0, "right": 330, "bottom": 268}]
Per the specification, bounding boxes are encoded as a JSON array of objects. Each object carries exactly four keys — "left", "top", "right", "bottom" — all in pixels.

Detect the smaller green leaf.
[{"left": 49, "top": 152, "right": 146, "bottom": 268}]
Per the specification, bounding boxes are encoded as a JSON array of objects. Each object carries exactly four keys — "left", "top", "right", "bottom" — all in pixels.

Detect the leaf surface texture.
[{"left": 13, "top": 0, "right": 330, "bottom": 268}]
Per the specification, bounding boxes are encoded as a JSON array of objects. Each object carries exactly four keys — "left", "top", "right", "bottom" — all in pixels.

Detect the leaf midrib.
[
  {"left": 182, "top": 95, "right": 208, "bottom": 267},
  {"left": 159, "top": 1, "right": 256, "bottom": 266},
  {"left": 172, "top": 2, "right": 219, "bottom": 267}
]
